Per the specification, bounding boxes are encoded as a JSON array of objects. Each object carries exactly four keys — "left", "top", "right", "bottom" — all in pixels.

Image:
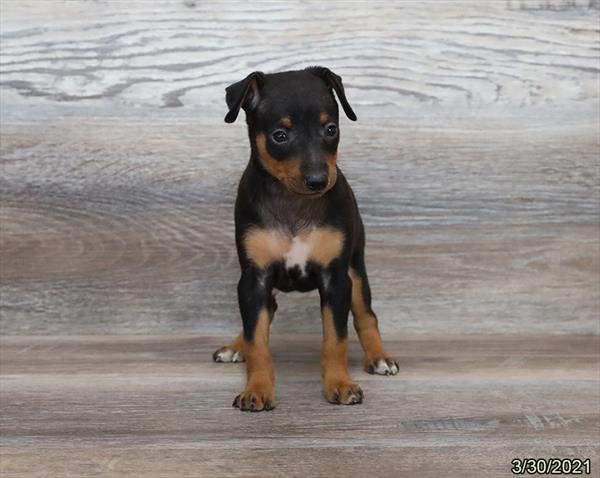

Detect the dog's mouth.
[
  {"left": 283, "top": 176, "right": 336, "bottom": 198},
  {"left": 297, "top": 190, "right": 325, "bottom": 197},
  {"left": 287, "top": 184, "right": 331, "bottom": 198},
  {"left": 276, "top": 171, "right": 338, "bottom": 198}
]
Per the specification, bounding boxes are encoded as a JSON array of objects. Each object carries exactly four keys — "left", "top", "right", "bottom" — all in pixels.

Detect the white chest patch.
[
  {"left": 243, "top": 226, "right": 344, "bottom": 271},
  {"left": 284, "top": 236, "right": 312, "bottom": 274}
]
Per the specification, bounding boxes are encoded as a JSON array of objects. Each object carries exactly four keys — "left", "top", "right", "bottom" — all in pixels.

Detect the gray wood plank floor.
[{"left": 1, "top": 335, "right": 599, "bottom": 477}]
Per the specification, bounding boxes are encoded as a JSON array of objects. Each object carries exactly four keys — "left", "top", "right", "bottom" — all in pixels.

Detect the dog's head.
[{"left": 224, "top": 67, "right": 356, "bottom": 196}]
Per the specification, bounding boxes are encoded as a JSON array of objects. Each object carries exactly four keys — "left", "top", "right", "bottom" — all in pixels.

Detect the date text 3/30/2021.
[{"left": 511, "top": 458, "right": 591, "bottom": 475}]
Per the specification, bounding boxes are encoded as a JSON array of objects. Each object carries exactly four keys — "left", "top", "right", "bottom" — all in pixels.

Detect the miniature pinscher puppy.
[{"left": 214, "top": 66, "right": 398, "bottom": 412}]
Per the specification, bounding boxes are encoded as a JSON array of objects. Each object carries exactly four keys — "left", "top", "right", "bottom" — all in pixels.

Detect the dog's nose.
[{"left": 304, "top": 174, "right": 328, "bottom": 192}]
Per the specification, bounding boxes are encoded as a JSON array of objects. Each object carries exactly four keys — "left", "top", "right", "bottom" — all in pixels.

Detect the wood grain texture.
[
  {"left": 1, "top": 335, "right": 599, "bottom": 477},
  {"left": 0, "top": 1, "right": 598, "bottom": 118},
  {"left": 1, "top": 118, "right": 598, "bottom": 334},
  {"left": 1, "top": 2, "right": 598, "bottom": 335}
]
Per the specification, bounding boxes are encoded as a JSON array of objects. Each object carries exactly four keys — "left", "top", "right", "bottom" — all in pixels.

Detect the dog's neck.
[{"left": 246, "top": 153, "right": 331, "bottom": 234}]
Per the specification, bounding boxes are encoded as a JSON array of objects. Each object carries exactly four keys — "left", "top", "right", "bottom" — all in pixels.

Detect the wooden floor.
[
  {"left": 1, "top": 334, "right": 599, "bottom": 477},
  {"left": 1, "top": 1, "right": 599, "bottom": 477}
]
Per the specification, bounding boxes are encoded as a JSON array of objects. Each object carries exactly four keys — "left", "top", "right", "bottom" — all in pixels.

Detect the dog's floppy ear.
[
  {"left": 224, "top": 71, "right": 264, "bottom": 123},
  {"left": 305, "top": 66, "right": 357, "bottom": 121}
]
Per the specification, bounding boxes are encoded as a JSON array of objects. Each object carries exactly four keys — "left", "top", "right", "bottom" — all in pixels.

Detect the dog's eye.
[
  {"left": 271, "top": 129, "right": 288, "bottom": 144},
  {"left": 324, "top": 123, "right": 338, "bottom": 137}
]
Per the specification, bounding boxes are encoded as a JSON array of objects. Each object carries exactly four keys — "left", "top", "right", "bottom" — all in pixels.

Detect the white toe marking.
[
  {"left": 216, "top": 348, "right": 244, "bottom": 363},
  {"left": 348, "top": 393, "right": 361, "bottom": 404},
  {"left": 374, "top": 359, "right": 398, "bottom": 375},
  {"left": 374, "top": 360, "right": 391, "bottom": 374},
  {"left": 216, "top": 348, "right": 234, "bottom": 362}
]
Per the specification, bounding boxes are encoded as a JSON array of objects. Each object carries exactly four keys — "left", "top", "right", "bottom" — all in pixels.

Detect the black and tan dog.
[{"left": 213, "top": 66, "right": 398, "bottom": 412}]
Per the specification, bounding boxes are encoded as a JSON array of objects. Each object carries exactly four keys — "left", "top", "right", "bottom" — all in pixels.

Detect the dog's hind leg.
[
  {"left": 213, "top": 332, "right": 245, "bottom": 363},
  {"left": 350, "top": 251, "right": 399, "bottom": 376},
  {"left": 212, "top": 292, "right": 277, "bottom": 363}
]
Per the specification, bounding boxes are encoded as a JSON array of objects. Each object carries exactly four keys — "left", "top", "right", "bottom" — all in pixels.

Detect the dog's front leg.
[
  {"left": 232, "top": 267, "right": 275, "bottom": 412},
  {"left": 319, "top": 266, "right": 363, "bottom": 405}
]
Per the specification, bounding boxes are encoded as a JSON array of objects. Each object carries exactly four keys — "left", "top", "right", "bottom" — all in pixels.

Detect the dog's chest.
[
  {"left": 242, "top": 227, "right": 344, "bottom": 274},
  {"left": 284, "top": 236, "right": 312, "bottom": 274}
]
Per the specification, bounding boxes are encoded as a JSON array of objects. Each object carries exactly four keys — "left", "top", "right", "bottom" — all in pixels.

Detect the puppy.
[{"left": 214, "top": 66, "right": 398, "bottom": 412}]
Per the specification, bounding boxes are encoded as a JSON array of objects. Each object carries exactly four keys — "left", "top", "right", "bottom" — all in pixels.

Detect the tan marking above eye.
[
  {"left": 280, "top": 116, "right": 293, "bottom": 128},
  {"left": 242, "top": 227, "right": 345, "bottom": 269},
  {"left": 320, "top": 113, "right": 331, "bottom": 125}
]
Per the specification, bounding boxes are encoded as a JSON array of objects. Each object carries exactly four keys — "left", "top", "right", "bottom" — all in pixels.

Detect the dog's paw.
[
  {"left": 213, "top": 346, "right": 243, "bottom": 363},
  {"left": 232, "top": 385, "right": 275, "bottom": 412},
  {"left": 323, "top": 379, "right": 364, "bottom": 405},
  {"left": 212, "top": 346, "right": 244, "bottom": 363},
  {"left": 365, "top": 357, "right": 399, "bottom": 376},
  {"left": 366, "top": 357, "right": 399, "bottom": 376}
]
